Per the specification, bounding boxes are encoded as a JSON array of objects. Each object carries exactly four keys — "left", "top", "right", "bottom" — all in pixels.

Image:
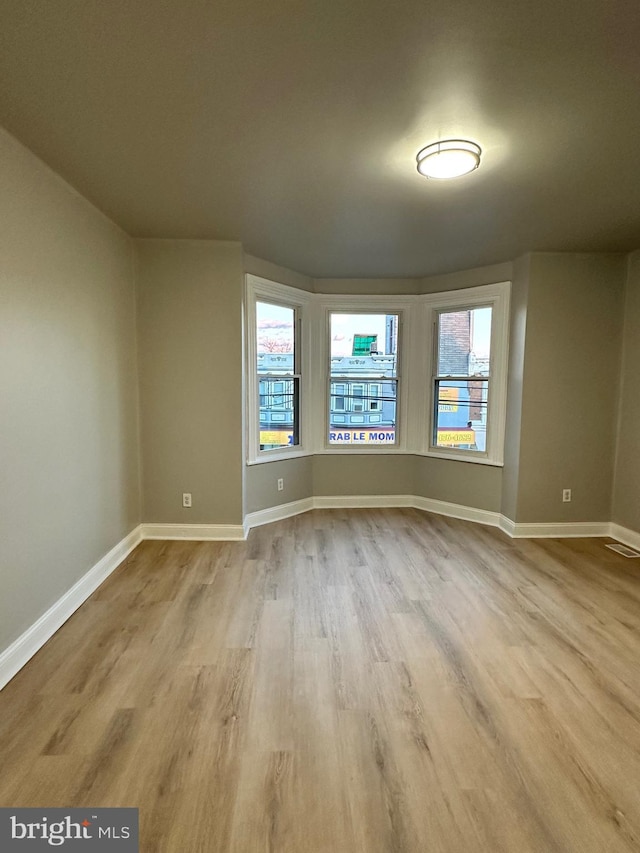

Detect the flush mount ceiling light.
[{"left": 416, "top": 139, "right": 481, "bottom": 180}]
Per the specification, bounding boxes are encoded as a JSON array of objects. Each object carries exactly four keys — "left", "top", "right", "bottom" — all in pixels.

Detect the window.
[
  {"left": 432, "top": 306, "right": 491, "bottom": 453},
  {"left": 333, "top": 383, "right": 346, "bottom": 411},
  {"left": 246, "top": 277, "right": 310, "bottom": 463},
  {"left": 327, "top": 312, "right": 400, "bottom": 446},
  {"left": 256, "top": 302, "right": 299, "bottom": 451},
  {"left": 425, "top": 282, "right": 509, "bottom": 464}
]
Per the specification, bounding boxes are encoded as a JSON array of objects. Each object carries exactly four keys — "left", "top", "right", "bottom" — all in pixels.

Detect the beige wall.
[
  {"left": 245, "top": 456, "right": 313, "bottom": 514},
  {"left": 0, "top": 128, "right": 140, "bottom": 652},
  {"left": 413, "top": 457, "right": 502, "bottom": 512},
  {"left": 137, "top": 240, "right": 244, "bottom": 525},
  {"left": 247, "top": 454, "right": 501, "bottom": 512},
  {"left": 312, "top": 455, "right": 414, "bottom": 496},
  {"left": 244, "top": 253, "right": 313, "bottom": 292},
  {"left": 247, "top": 453, "right": 501, "bottom": 512},
  {"left": 421, "top": 261, "right": 514, "bottom": 294},
  {"left": 612, "top": 251, "right": 640, "bottom": 534},
  {"left": 314, "top": 277, "right": 421, "bottom": 295},
  {"left": 311, "top": 263, "right": 514, "bottom": 298},
  {"left": 515, "top": 253, "right": 625, "bottom": 522},
  {"left": 501, "top": 254, "right": 530, "bottom": 520}
]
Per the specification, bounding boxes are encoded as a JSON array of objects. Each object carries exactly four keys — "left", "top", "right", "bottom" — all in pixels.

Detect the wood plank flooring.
[{"left": 1, "top": 508, "right": 640, "bottom": 852}]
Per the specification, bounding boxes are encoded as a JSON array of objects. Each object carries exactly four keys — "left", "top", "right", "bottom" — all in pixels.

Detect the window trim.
[
  {"left": 246, "top": 275, "right": 311, "bottom": 464},
  {"left": 316, "top": 297, "right": 414, "bottom": 454},
  {"left": 421, "top": 281, "right": 510, "bottom": 466}
]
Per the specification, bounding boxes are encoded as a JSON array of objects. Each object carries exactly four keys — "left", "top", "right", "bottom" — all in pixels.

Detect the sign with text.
[
  {"left": 329, "top": 428, "right": 395, "bottom": 444},
  {"left": 436, "top": 429, "right": 475, "bottom": 446},
  {"left": 260, "top": 430, "right": 293, "bottom": 446},
  {"left": 260, "top": 427, "right": 476, "bottom": 447},
  {"left": 352, "top": 334, "right": 377, "bottom": 356},
  {"left": 438, "top": 387, "right": 459, "bottom": 413},
  {"left": 0, "top": 809, "right": 138, "bottom": 851}
]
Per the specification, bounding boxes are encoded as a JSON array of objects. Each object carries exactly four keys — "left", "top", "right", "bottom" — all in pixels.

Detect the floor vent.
[{"left": 606, "top": 543, "right": 640, "bottom": 558}]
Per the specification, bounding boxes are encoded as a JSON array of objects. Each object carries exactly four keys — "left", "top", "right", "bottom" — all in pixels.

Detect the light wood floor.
[{"left": 1, "top": 509, "right": 640, "bottom": 852}]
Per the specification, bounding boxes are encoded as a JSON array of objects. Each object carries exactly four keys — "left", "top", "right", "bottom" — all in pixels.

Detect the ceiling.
[{"left": 1, "top": 0, "right": 640, "bottom": 278}]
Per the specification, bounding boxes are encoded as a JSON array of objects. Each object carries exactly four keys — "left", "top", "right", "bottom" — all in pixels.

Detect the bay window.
[{"left": 245, "top": 275, "right": 509, "bottom": 466}]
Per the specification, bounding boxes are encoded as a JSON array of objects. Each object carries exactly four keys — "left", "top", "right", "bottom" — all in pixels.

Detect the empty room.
[{"left": 1, "top": 1, "right": 640, "bottom": 851}]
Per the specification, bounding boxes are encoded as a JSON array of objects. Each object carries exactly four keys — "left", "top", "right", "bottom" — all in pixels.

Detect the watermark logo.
[{"left": 0, "top": 809, "right": 138, "bottom": 850}]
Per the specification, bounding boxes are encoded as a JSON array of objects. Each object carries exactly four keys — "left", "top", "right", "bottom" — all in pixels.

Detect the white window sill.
[
  {"left": 420, "top": 449, "right": 504, "bottom": 467},
  {"left": 247, "top": 447, "right": 504, "bottom": 465},
  {"left": 246, "top": 448, "right": 309, "bottom": 466},
  {"left": 318, "top": 445, "right": 406, "bottom": 454}
]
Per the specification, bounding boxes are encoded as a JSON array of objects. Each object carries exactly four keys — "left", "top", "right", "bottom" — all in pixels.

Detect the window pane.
[
  {"left": 330, "top": 314, "right": 398, "bottom": 377},
  {"left": 328, "top": 313, "right": 399, "bottom": 446},
  {"left": 433, "top": 306, "right": 491, "bottom": 454},
  {"left": 370, "top": 383, "right": 380, "bottom": 410},
  {"left": 256, "top": 301, "right": 294, "bottom": 374},
  {"left": 433, "top": 378, "right": 488, "bottom": 452},
  {"left": 437, "top": 307, "right": 491, "bottom": 377},
  {"left": 260, "top": 377, "right": 299, "bottom": 450},
  {"left": 328, "top": 380, "right": 397, "bottom": 445},
  {"left": 256, "top": 300, "right": 299, "bottom": 452}
]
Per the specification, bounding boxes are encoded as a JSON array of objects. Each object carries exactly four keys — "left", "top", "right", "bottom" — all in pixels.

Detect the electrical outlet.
[
  {"left": 183, "top": 492, "right": 192, "bottom": 508},
  {"left": 277, "top": 478, "right": 284, "bottom": 492},
  {"left": 562, "top": 489, "right": 571, "bottom": 503}
]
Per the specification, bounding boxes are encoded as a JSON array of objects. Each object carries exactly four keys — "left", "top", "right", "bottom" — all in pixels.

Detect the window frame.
[
  {"left": 422, "top": 281, "right": 510, "bottom": 466},
  {"left": 246, "top": 275, "right": 311, "bottom": 464},
  {"left": 315, "top": 297, "right": 413, "bottom": 454}
]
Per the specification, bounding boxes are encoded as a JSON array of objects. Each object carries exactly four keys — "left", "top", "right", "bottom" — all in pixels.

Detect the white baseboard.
[
  {"left": 502, "top": 520, "right": 610, "bottom": 539},
  {"left": 313, "top": 494, "right": 414, "bottom": 510},
  {"left": 141, "top": 523, "right": 245, "bottom": 541},
  {"left": 243, "top": 498, "right": 314, "bottom": 535},
  {"left": 244, "top": 495, "right": 621, "bottom": 542},
  {"left": 0, "top": 525, "right": 143, "bottom": 692},
  {"left": 314, "top": 494, "right": 503, "bottom": 528},
  {"left": 609, "top": 523, "right": 640, "bottom": 551},
  {"left": 413, "top": 496, "right": 502, "bottom": 529},
  {"left": 131, "top": 504, "right": 640, "bottom": 547},
  {"left": 499, "top": 515, "right": 517, "bottom": 537},
  {"left": 244, "top": 494, "right": 502, "bottom": 532}
]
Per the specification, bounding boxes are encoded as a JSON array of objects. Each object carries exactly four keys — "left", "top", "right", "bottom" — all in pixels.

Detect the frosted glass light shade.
[{"left": 416, "top": 139, "right": 481, "bottom": 179}]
